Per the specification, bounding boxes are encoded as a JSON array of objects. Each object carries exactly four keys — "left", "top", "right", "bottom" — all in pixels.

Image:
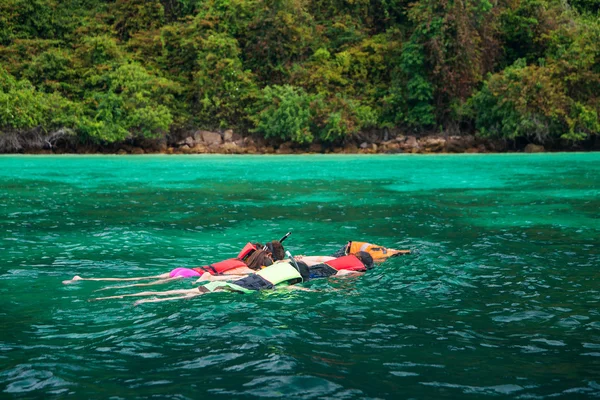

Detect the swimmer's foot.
[{"left": 62, "top": 275, "right": 83, "bottom": 284}]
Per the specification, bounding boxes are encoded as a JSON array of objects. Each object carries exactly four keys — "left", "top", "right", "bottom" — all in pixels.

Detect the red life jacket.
[
  {"left": 193, "top": 243, "right": 259, "bottom": 275},
  {"left": 237, "top": 242, "right": 258, "bottom": 260},
  {"left": 325, "top": 255, "right": 366, "bottom": 272},
  {"left": 193, "top": 258, "right": 248, "bottom": 275}
]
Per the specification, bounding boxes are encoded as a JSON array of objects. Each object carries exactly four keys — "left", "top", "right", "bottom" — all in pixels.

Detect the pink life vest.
[{"left": 325, "top": 255, "right": 366, "bottom": 272}]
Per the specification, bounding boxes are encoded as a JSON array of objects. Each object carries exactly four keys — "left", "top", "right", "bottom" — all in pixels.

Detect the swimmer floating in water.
[
  {"left": 329, "top": 241, "right": 410, "bottom": 262},
  {"left": 91, "top": 251, "right": 375, "bottom": 305},
  {"left": 62, "top": 239, "right": 286, "bottom": 288},
  {"left": 65, "top": 239, "right": 408, "bottom": 293}
]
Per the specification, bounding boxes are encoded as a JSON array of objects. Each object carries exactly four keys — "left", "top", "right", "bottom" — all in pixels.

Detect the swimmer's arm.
[{"left": 62, "top": 273, "right": 170, "bottom": 284}]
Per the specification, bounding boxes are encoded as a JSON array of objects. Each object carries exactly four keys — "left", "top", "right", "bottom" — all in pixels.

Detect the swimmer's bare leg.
[
  {"left": 63, "top": 273, "right": 170, "bottom": 285},
  {"left": 194, "top": 274, "right": 246, "bottom": 283},
  {"left": 95, "top": 277, "right": 183, "bottom": 291},
  {"left": 90, "top": 288, "right": 199, "bottom": 301},
  {"left": 134, "top": 292, "right": 205, "bottom": 306}
]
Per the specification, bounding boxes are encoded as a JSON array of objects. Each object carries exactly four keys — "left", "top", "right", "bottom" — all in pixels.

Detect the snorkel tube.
[
  {"left": 279, "top": 231, "right": 292, "bottom": 244},
  {"left": 285, "top": 250, "right": 305, "bottom": 282}
]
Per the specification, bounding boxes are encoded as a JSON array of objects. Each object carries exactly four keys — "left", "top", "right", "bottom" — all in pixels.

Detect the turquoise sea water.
[{"left": 0, "top": 154, "right": 599, "bottom": 399}]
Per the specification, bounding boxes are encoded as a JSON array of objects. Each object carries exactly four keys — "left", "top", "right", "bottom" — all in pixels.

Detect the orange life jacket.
[
  {"left": 237, "top": 242, "right": 258, "bottom": 260},
  {"left": 347, "top": 241, "right": 410, "bottom": 262},
  {"left": 193, "top": 258, "right": 248, "bottom": 275},
  {"left": 194, "top": 242, "right": 260, "bottom": 275}
]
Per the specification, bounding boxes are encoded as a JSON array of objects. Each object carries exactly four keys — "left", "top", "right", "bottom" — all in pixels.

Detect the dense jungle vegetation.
[{"left": 0, "top": 0, "right": 598, "bottom": 150}]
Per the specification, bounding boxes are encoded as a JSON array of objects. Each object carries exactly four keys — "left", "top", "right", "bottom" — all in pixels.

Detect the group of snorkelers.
[{"left": 64, "top": 235, "right": 410, "bottom": 305}]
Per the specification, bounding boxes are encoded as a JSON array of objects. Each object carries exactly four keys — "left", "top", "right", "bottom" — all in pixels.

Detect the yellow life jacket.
[
  {"left": 256, "top": 261, "right": 302, "bottom": 286},
  {"left": 347, "top": 241, "right": 410, "bottom": 263}
]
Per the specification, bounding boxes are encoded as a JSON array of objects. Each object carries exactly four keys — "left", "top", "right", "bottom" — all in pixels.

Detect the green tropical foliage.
[{"left": 0, "top": 0, "right": 598, "bottom": 149}]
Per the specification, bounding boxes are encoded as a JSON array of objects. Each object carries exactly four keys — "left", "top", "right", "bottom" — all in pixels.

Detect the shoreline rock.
[{"left": 5, "top": 129, "right": 597, "bottom": 155}]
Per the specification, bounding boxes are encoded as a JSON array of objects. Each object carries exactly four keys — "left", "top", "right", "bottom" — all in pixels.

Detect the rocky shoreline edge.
[{"left": 5, "top": 129, "right": 599, "bottom": 155}]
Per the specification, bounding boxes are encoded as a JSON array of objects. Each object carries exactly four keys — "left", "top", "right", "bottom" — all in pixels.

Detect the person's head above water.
[
  {"left": 245, "top": 240, "right": 285, "bottom": 270},
  {"left": 265, "top": 240, "right": 285, "bottom": 261},
  {"left": 355, "top": 251, "right": 374, "bottom": 270}
]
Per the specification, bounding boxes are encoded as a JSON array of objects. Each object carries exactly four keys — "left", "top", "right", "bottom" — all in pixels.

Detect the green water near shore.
[{"left": 1, "top": 154, "right": 599, "bottom": 399}]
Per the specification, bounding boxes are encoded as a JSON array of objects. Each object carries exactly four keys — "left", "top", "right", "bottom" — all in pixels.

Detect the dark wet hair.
[
  {"left": 266, "top": 241, "right": 285, "bottom": 261},
  {"left": 355, "top": 251, "right": 374, "bottom": 270},
  {"left": 245, "top": 249, "right": 273, "bottom": 270}
]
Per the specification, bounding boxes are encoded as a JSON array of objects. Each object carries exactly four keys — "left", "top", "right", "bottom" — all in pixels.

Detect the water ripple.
[{"left": 1, "top": 154, "right": 599, "bottom": 398}]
